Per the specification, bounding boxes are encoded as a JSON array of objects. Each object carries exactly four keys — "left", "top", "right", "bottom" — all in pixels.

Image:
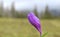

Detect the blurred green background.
[
  {"left": 0, "top": 18, "right": 60, "bottom": 37},
  {"left": 0, "top": 0, "right": 60, "bottom": 37}
]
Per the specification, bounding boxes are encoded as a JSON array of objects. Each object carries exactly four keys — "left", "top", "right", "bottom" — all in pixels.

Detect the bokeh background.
[{"left": 0, "top": 0, "right": 60, "bottom": 37}]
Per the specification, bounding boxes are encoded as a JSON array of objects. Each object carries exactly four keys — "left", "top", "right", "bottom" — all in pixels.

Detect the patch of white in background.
[
  {"left": 3, "top": 0, "right": 14, "bottom": 10},
  {"left": 1, "top": 0, "right": 60, "bottom": 11},
  {"left": 15, "top": 1, "right": 36, "bottom": 11}
]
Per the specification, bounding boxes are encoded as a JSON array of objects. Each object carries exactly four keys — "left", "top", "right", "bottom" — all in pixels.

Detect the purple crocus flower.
[{"left": 27, "top": 12, "right": 42, "bottom": 36}]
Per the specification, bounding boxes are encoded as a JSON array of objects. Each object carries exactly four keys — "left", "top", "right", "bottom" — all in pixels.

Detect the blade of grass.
[{"left": 42, "top": 32, "right": 48, "bottom": 37}]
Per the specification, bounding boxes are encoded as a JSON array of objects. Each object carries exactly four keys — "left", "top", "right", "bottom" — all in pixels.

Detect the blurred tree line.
[{"left": 0, "top": 1, "right": 60, "bottom": 19}]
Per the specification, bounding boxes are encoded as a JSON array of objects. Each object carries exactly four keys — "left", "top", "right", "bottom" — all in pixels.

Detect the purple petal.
[{"left": 27, "top": 12, "right": 42, "bottom": 35}]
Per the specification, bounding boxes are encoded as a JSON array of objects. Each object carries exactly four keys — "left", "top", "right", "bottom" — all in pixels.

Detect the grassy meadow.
[{"left": 0, "top": 18, "right": 60, "bottom": 37}]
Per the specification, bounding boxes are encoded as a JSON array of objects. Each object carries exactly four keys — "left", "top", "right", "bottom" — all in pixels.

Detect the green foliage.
[
  {"left": 0, "top": 1, "right": 3, "bottom": 17},
  {"left": 15, "top": 12, "right": 21, "bottom": 18},
  {"left": 15, "top": 12, "right": 27, "bottom": 18},
  {"left": 11, "top": 2, "right": 15, "bottom": 18},
  {"left": 34, "top": 5, "right": 38, "bottom": 17},
  {"left": 43, "top": 5, "right": 52, "bottom": 19}
]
